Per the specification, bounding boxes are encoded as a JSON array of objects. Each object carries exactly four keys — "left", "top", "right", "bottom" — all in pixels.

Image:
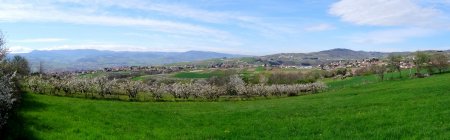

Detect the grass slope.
[
  {"left": 4, "top": 73, "right": 450, "bottom": 139},
  {"left": 173, "top": 71, "right": 225, "bottom": 79}
]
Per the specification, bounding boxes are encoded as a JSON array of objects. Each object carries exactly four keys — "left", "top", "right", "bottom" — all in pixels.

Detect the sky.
[{"left": 1, "top": 0, "right": 450, "bottom": 55}]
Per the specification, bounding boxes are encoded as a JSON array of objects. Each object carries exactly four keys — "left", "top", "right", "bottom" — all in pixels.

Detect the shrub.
[
  {"left": 430, "top": 53, "right": 449, "bottom": 73},
  {"left": 253, "top": 84, "right": 269, "bottom": 97},
  {"left": 370, "top": 65, "right": 387, "bottom": 81},
  {"left": 335, "top": 68, "right": 347, "bottom": 76},
  {"left": 207, "top": 76, "right": 228, "bottom": 86},
  {"left": 354, "top": 67, "right": 372, "bottom": 76},
  {"left": 147, "top": 84, "right": 165, "bottom": 100},
  {"left": 268, "top": 71, "right": 318, "bottom": 85},
  {"left": 94, "top": 76, "right": 110, "bottom": 97},
  {"left": 202, "top": 85, "right": 223, "bottom": 101},
  {"left": 72, "top": 78, "right": 91, "bottom": 97},
  {"left": 121, "top": 80, "right": 144, "bottom": 100},
  {"left": 227, "top": 75, "right": 245, "bottom": 96},
  {"left": 0, "top": 73, "right": 16, "bottom": 129},
  {"left": 172, "top": 83, "right": 192, "bottom": 99}
]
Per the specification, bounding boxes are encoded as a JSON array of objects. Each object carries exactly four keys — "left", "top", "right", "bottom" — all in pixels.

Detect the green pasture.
[{"left": 3, "top": 72, "right": 450, "bottom": 139}]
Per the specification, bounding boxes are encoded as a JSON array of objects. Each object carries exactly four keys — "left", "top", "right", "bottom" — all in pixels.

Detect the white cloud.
[
  {"left": 40, "top": 44, "right": 176, "bottom": 52},
  {"left": 0, "top": 0, "right": 310, "bottom": 56},
  {"left": 59, "top": 0, "right": 251, "bottom": 24},
  {"left": 13, "top": 41, "right": 247, "bottom": 54},
  {"left": 0, "top": 1, "right": 232, "bottom": 41},
  {"left": 9, "top": 46, "right": 34, "bottom": 53},
  {"left": 330, "top": 0, "right": 450, "bottom": 45},
  {"left": 304, "top": 23, "right": 335, "bottom": 32},
  {"left": 123, "top": 32, "right": 243, "bottom": 47},
  {"left": 348, "top": 28, "right": 434, "bottom": 44},
  {"left": 329, "top": 0, "right": 446, "bottom": 27},
  {"left": 13, "top": 38, "right": 67, "bottom": 43},
  {"left": 0, "top": 0, "right": 297, "bottom": 38}
]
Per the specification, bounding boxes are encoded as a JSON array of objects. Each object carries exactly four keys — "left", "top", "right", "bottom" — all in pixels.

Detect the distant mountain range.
[
  {"left": 264, "top": 48, "right": 388, "bottom": 60},
  {"left": 14, "top": 48, "right": 448, "bottom": 72},
  {"left": 182, "top": 48, "right": 448, "bottom": 67},
  {"left": 258, "top": 48, "right": 392, "bottom": 66},
  {"left": 16, "top": 49, "right": 244, "bottom": 72}
]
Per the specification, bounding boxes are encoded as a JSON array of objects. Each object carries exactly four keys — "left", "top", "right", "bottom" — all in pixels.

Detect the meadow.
[
  {"left": 173, "top": 71, "right": 225, "bottom": 79},
  {"left": 3, "top": 72, "right": 450, "bottom": 139}
]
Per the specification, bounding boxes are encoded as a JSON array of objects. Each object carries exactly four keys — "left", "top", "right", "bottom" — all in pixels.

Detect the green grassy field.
[
  {"left": 324, "top": 69, "right": 416, "bottom": 90},
  {"left": 4, "top": 73, "right": 450, "bottom": 139},
  {"left": 78, "top": 72, "right": 107, "bottom": 78},
  {"left": 173, "top": 71, "right": 226, "bottom": 79}
]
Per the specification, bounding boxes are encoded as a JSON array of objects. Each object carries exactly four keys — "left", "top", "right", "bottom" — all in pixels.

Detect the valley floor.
[{"left": 3, "top": 73, "right": 450, "bottom": 139}]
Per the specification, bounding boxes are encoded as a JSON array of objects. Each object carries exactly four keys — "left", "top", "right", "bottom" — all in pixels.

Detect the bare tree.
[
  {"left": 227, "top": 75, "right": 245, "bottom": 96},
  {"left": 414, "top": 51, "right": 430, "bottom": 75},
  {"left": 0, "top": 32, "right": 7, "bottom": 61},
  {"left": 201, "top": 84, "right": 223, "bottom": 101},
  {"left": 122, "top": 80, "right": 144, "bottom": 100},
  {"left": 73, "top": 78, "right": 91, "bottom": 98},
  {"left": 387, "top": 54, "right": 403, "bottom": 77},
  {"left": 171, "top": 83, "right": 191, "bottom": 100},
  {"left": 371, "top": 64, "right": 387, "bottom": 81},
  {"left": 38, "top": 61, "right": 45, "bottom": 74},
  {"left": 148, "top": 84, "right": 166, "bottom": 100},
  {"left": 10, "top": 55, "right": 30, "bottom": 76},
  {"left": 94, "top": 76, "right": 109, "bottom": 97},
  {"left": 430, "top": 52, "right": 449, "bottom": 73}
]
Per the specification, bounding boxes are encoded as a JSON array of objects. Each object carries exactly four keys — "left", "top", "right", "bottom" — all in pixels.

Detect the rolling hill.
[
  {"left": 15, "top": 50, "right": 244, "bottom": 72},
  {"left": 14, "top": 48, "right": 447, "bottom": 71},
  {"left": 258, "top": 48, "right": 390, "bottom": 66},
  {"left": 175, "top": 48, "right": 403, "bottom": 67}
]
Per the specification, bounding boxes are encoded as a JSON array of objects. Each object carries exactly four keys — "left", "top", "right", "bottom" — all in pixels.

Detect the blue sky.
[{"left": 1, "top": 0, "right": 450, "bottom": 55}]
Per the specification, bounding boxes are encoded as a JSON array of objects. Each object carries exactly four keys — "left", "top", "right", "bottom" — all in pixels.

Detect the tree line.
[
  {"left": 353, "top": 51, "right": 449, "bottom": 81},
  {"left": 0, "top": 33, "right": 31, "bottom": 129},
  {"left": 25, "top": 74, "right": 327, "bottom": 101}
]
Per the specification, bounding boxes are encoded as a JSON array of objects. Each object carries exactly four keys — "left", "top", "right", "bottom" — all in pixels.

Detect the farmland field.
[
  {"left": 173, "top": 70, "right": 227, "bottom": 78},
  {"left": 3, "top": 73, "right": 450, "bottom": 139}
]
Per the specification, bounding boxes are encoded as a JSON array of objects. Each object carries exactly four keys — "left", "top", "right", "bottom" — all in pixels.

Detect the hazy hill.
[
  {"left": 17, "top": 49, "right": 244, "bottom": 72},
  {"left": 181, "top": 48, "right": 445, "bottom": 67},
  {"left": 262, "top": 48, "right": 387, "bottom": 61},
  {"left": 15, "top": 48, "right": 447, "bottom": 71},
  {"left": 184, "top": 48, "right": 392, "bottom": 67}
]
